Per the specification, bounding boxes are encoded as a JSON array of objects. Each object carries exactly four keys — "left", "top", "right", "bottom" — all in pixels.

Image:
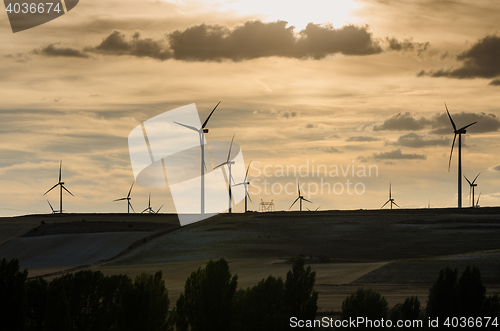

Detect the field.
[{"left": 1, "top": 208, "right": 499, "bottom": 312}]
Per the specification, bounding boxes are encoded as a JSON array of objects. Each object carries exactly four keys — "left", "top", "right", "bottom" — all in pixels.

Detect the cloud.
[
  {"left": 167, "top": 21, "right": 383, "bottom": 61},
  {"left": 386, "top": 37, "right": 429, "bottom": 55},
  {"left": 279, "top": 110, "right": 298, "bottom": 119},
  {"left": 87, "top": 30, "right": 172, "bottom": 60},
  {"left": 346, "top": 136, "right": 380, "bottom": 142},
  {"left": 492, "top": 165, "right": 500, "bottom": 172},
  {"left": 373, "top": 111, "right": 500, "bottom": 134},
  {"left": 390, "top": 133, "right": 450, "bottom": 148},
  {"left": 419, "top": 34, "right": 500, "bottom": 80},
  {"left": 32, "top": 43, "right": 89, "bottom": 58},
  {"left": 373, "top": 112, "right": 431, "bottom": 131},
  {"left": 372, "top": 149, "right": 426, "bottom": 160},
  {"left": 489, "top": 79, "right": 500, "bottom": 86},
  {"left": 321, "top": 146, "right": 342, "bottom": 153}
]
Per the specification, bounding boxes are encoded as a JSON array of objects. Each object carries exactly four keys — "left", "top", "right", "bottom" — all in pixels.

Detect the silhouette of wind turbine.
[
  {"left": 214, "top": 135, "right": 236, "bottom": 214},
  {"left": 233, "top": 162, "right": 252, "bottom": 213},
  {"left": 141, "top": 193, "right": 155, "bottom": 214},
  {"left": 47, "top": 200, "right": 58, "bottom": 214},
  {"left": 113, "top": 182, "right": 135, "bottom": 213},
  {"left": 174, "top": 101, "right": 221, "bottom": 215},
  {"left": 476, "top": 192, "right": 482, "bottom": 208},
  {"left": 381, "top": 183, "right": 399, "bottom": 209},
  {"left": 289, "top": 181, "right": 312, "bottom": 211},
  {"left": 43, "top": 161, "right": 73, "bottom": 214},
  {"left": 445, "top": 103, "right": 477, "bottom": 208},
  {"left": 464, "top": 173, "right": 480, "bottom": 208}
]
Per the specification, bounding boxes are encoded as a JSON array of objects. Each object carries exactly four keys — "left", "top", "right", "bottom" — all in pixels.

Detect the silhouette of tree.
[
  {"left": 285, "top": 257, "right": 318, "bottom": 322},
  {"left": 233, "top": 275, "right": 287, "bottom": 331},
  {"left": 340, "top": 287, "right": 388, "bottom": 328},
  {"left": 173, "top": 258, "right": 238, "bottom": 331},
  {"left": 426, "top": 267, "right": 459, "bottom": 321},
  {"left": 389, "top": 296, "right": 421, "bottom": 330},
  {"left": 44, "top": 277, "right": 71, "bottom": 331},
  {"left": 25, "top": 277, "right": 48, "bottom": 331},
  {"left": 0, "top": 258, "right": 28, "bottom": 331}
]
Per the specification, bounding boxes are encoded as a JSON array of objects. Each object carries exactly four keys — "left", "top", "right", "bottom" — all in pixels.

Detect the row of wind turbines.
[{"left": 43, "top": 103, "right": 484, "bottom": 214}]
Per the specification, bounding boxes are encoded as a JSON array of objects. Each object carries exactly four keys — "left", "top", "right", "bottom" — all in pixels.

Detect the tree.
[
  {"left": 0, "top": 258, "right": 28, "bottom": 331},
  {"left": 426, "top": 267, "right": 459, "bottom": 321},
  {"left": 25, "top": 277, "right": 48, "bottom": 331},
  {"left": 285, "top": 257, "right": 318, "bottom": 321},
  {"left": 340, "top": 288, "right": 388, "bottom": 328},
  {"left": 44, "top": 277, "right": 71, "bottom": 331},
  {"left": 173, "top": 258, "right": 238, "bottom": 331},
  {"left": 389, "top": 296, "right": 421, "bottom": 330},
  {"left": 458, "top": 266, "right": 486, "bottom": 317},
  {"left": 233, "top": 275, "right": 287, "bottom": 331},
  {"left": 118, "top": 271, "right": 171, "bottom": 331}
]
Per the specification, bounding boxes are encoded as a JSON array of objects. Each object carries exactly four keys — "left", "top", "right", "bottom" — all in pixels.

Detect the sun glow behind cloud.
[{"left": 165, "top": 0, "right": 361, "bottom": 29}]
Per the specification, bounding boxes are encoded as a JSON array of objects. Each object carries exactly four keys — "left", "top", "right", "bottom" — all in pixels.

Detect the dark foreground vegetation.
[{"left": 0, "top": 257, "right": 499, "bottom": 330}]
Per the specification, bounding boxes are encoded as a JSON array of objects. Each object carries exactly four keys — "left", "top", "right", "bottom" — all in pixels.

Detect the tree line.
[{"left": 1, "top": 257, "right": 499, "bottom": 330}]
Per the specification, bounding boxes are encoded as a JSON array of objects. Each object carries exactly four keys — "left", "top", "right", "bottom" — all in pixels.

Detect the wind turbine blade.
[
  {"left": 173, "top": 121, "right": 199, "bottom": 132},
  {"left": 227, "top": 134, "right": 235, "bottom": 162},
  {"left": 448, "top": 134, "right": 457, "bottom": 172},
  {"left": 59, "top": 160, "right": 62, "bottom": 182},
  {"left": 389, "top": 183, "right": 392, "bottom": 199},
  {"left": 202, "top": 101, "right": 221, "bottom": 129},
  {"left": 62, "top": 185, "right": 74, "bottom": 197},
  {"left": 43, "top": 183, "right": 59, "bottom": 195},
  {"left": 289, "top": 197, "right": 299, "bottom": 210},
  {"left": 148, "top": 193, "right": 151, "bottom": 207},
  {"left": 297, "top": 181, "right": 301, "bottom": 196},
  {"left": 127, "top": 182, "right": 134, "bottom": 198},
  {"left": 213, "top": 162, "right": 228, "bottom": 170},
  {"left": 459, "top": 122, "right": 477, "bottom": 131},
  {"left": 156, "top": 205, "right": 163, "bottom": 213},
  {"left": 381, "top": 200, "right": 390, "bottom": 209},
  {"left": 393, "top": 201, "right": 401, "bottom": 208},
  {"left": 247, "top": 192, "right": 252, "bottom": 203},
  {"left": 47, "top": 200, "right": 54, "bottom": 212},
  {"left": 129, "top": 202, "right": 135, "bottom": 213},
  {"left": 472, "top": 172, "right": 481, "bottom": 184},
  {"left": 476, "top": 192, "right": 481, "bottom": 205},
  {"left": 302, "top": 198, "right": 313, "bottom": 204},
  {"left": 315, "top": 206, "right": 321, "bottom": 211},
  {"left": 232, "top": 182, "right": 244, "bottom": 187},
  {"left": 141, "top": 208, "right": 148, "bottom": 213},
  {"left": 306, "top": 207, "right": 311, "bottom": 211},
  {"left": 113, "top": 198, "right": 127, "bottom": 202},
  {"left": 464, "top": 175, "right": 472, "bottom": 186},
  {"left": 445, "top": 103, "right": 457, "bottom": 131}
]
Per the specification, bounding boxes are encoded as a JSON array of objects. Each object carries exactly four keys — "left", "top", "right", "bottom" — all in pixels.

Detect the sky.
[{"left": 1, "top": 0, "right": 499, "bottom": 216}]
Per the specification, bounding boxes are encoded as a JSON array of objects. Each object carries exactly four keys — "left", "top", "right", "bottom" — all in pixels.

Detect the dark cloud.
[
  {"left": 390, "top": 133, "right": 449, "bottom": 148},
  {"left": 279, "top": 110, "right": 298, "bottom": 119},
  {"left": 346, "top": 136, "right": 380, "bottom": 142},
  {"left": 493, "top": 165, "right": 500, "bottom": 172},
  {"left": 321, "top": 146, "right": 342, "bottom": 153},
  {"left": 33, "top": 43, "right": 89, "bottom": 58},
  {"left": 168, "top": 21, "right": 383, "bottom": 61},
  {"left": 489, "top": 79, "right": 500, "bottom": 86},
  {"left": 373, "top": 112, "right": 431, "bottom": 131},
  {"left": 373, "top": 149, "right": 426, "bottom": 160},
  {"left": 87, "top": 30, "right": 172, "bottom": 60},
  {"left": 373, "top": 111, "right": 500, "bottom": 134},
  {"left": 386, "top": 37, "right": 429, "bottom": 55},
  {"left": 419, "top": 35, "right": 500, "bottom": 80}
]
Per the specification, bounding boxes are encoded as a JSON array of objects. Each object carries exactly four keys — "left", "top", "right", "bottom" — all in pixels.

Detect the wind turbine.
[
  {"left": 289, "top": 181, "right": 312, "bottom": 211},
  {"left": 381, "top": 183, "right": 399, "bottom": 209},
  {"left": 214, "top": 135, "right": 236, "bottom": 214},
  {"left": 141, "top": 193, "right": 155, "bottom": 214},
  {"left": 174, "top": 101, "right": 221, "bottom": 215},
  {"left": 445, "top": 103, "right": 477, "bottom": 208},
  {"left": 47, "top": 200, "right": 58, "bottom": 214},
  {"left": 43, "top": 161, "right": 73, "bottom": 213},
  {"left": 233, "top": 162, "right": 252, "bottom": 213},
  {"left": 113, "top": 182, "right": 135, "bottom": 213},
  {"left": 475, "top": 192, "right": 482, "bottom": 208},
  {"left": 464, "top": 173, "right": 480, "bottom": 208}
]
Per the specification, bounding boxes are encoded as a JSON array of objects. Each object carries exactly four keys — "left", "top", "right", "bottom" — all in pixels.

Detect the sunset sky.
[{"left": 1, "top": 0, "right": 499, "bottom": 216}]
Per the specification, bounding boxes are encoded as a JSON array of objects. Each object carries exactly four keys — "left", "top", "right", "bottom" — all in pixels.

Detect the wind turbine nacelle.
[{"left": 203, "top": 129, "right": 209, "bottom": 133}]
